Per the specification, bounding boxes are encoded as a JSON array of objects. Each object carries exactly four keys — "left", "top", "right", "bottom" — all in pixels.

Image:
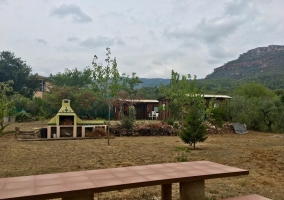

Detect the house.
[
  {"left": 158, "top": 94, "right": 231, "bottom": 120},
  {"left": 34, "top": 75, "right": 51, "bottom": 98},
  {"left": 113, "top": 99, "right": 159, "bottom": 120}
]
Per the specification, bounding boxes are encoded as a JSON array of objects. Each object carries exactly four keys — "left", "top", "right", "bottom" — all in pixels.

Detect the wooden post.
[
  {"left": 180, "top": 180, "right": 205, "bottom": 200},
  {"left": 161, "top": 183, "right": 172, "bottom": 200},
  {"left": 15, "top": 127, "right": 20, "bottom": 134}
]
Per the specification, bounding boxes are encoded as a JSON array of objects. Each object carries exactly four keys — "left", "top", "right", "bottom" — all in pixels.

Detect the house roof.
[
  {"left": 203, "top": 94, "right": 232, "bottom": 99},
  {"left": 118, "top": 99, "right": 159, "bottom": 103},
  {"left": 158, "top": 94, "right": 231, "bottom": 100}
]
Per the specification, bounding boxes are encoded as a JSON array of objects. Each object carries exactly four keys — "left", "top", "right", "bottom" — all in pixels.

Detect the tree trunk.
[{"left": 108, "top": 103, "right": 110, "bottom": 146}]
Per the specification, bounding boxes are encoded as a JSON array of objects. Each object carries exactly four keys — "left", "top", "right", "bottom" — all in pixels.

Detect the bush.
[
  {"left": 210, "top": 107, "right": 227, "bottom": 127},
  {"left": 163, "top": 118, "right": 174, "bottom": 126},
  {"left": 121, "top": 106, "right": 136, "bottom": 129},
  {"left": 16, "top": 111, "right": 32, "bottom": 122},
  {"left": 121, "top": 117, "right": 134, "bottom": 129}
]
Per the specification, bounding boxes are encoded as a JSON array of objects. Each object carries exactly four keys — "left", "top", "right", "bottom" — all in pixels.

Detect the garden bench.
[
  {"left": 0, "top": 161, "right": 249, "bottom": 200},
  {"left": 222, "top": 194, "right": 271, "bottom": 200}
]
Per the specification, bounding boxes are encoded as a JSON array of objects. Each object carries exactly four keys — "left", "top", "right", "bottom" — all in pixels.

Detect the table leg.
[
  {"left": 62, "top": 194, "right": 94, "bottom": 200},
  {"left": 161, "top": 183, "right": 172, "bottom": 200},
  {"left": 180, "top": 180, "right": 205, "bottom": 200}
]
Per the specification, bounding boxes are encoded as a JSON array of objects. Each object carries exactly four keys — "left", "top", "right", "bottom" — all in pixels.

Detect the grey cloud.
[
  {"left": 152, "top": 60, "right": 163, "bottom": 66},
  {"left": 148, "top": 30, "right": 158, "bottom": 40},
  {"left": 67, "top": 37, "right": 79, "bottom": 42},
  {"left": 123, "top": 60, "right": 136, "bottom": 66},
  {"left": 165, "top": 0, "right": 261, "bottom": 59},
  {"left": 51, "top": 4, "right": 92, "bottom": 23},
  {"left": 166, "top": 16, "right": 245, "bottom": 45},
  {"left": 36, "top": 39, "right": 47, "bottom": 45},
  {"left": 117, "top": 38, "right": 125, "bottom": 45},
  {"left": 0, "top": 0, "right": 7, "bottom": 5},
  {"left": 80, "top": 36, "right": 125, "bottom": 49},
  {"left": 99, "top": 12, "right": 125, "bottom": 19}
]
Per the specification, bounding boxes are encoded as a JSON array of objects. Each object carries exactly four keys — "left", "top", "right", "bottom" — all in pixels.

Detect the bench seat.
[{"left": 222, "top": 194, "right": 271, "bottom": 200}]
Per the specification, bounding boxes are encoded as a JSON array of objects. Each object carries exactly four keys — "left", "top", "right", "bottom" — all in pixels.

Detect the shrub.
[
  {"left": 121, "top": 106, "right": 136, "bottom": 129},
  {"left": 180, "top": 106, "right": 208, "bottom": 149},
  {"left": 163, "top": 118, "right": 174, "bottom": 126},
  {"left": 210, "top": 107, "right": 227, "bottom": 127},
  {"left": 15, "top": 111, "right": 32, "bottom": 122}
]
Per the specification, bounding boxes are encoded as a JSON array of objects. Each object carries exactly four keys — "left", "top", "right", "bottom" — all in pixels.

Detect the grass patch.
[{"left": 0, "top": 121, "right": 283, "bottom": 199}]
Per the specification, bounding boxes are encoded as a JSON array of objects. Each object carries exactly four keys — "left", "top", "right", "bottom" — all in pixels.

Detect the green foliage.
[
  {"left": 0, "top": 51, "right": 38, "bottom": 98},
  {"left": 49, "top": 67, "right": 93, "bottom": 87},
  {"left": 15, "top": 110, "right": 32, "bottom": 122},
  {"left": 206, "top": 100, "right": 229, "bottom": 127},
  {"left": 163, "top": 118, "right": 175, "bottom": 126},
  {"left": 121, "top": 106, "right": 136, "bottom": 129},
  {"left": 180, "top": 106, "right": 208, "bottom": 149},
  {"left": 230, "top": 95, "right": 284, "bottom": 133},
  {"left": 92, "top": 47, "right": 125, "bottom": 145},
  {"left": 233, "top": 83, "right": 275, "bottom": 98},
  {"left": 160, "top": 70, "right": 205, "bottom": 125},
  {"left": 123, "top": 72, "right": 143, "bottom": 99},
  {"left": 174, "top": 146, "right": 190, "bottom": 153},
  {"left": 0, "top": 81, "right": 15, "bottom": 133},
  {"left": 176, "top": 152, "right": 189, "bottom": 162},
  {"left": 135, "top": 86, "right": 163, "bottom": 99}
]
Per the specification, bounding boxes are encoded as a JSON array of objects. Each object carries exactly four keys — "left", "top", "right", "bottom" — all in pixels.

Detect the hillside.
[
  {"left": 205, "top": 45, "right": 284, "bottom": 80},
  {"left": 137, "top": 45, "right": 284, "bottom": 92},
  {"left": 137, "top": 78, "right": 170, "bottom": 88}
]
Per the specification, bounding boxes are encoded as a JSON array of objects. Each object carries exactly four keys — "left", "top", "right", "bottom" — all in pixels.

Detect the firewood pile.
[
  {"left": 110, "top": 121, "right": 234, "bottom": 136},
  {"left": 110, "top": 124, "right": 177, "bottom": 137},
  {"left": 205, "top": 121, "right": 235, "bottom": 134},
  {"left": 85, "top": 127, "right": 107, "bottom": 137},
  {"left": 60, "top": 118, "right": 73, "bottom": 125}
]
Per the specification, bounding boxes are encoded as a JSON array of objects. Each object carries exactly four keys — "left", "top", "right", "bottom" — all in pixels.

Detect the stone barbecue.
[{"left": 47, "top": 99, "right": 106, "bottom": 139}]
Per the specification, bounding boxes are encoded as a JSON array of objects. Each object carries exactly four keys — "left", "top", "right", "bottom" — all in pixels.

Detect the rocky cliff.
[{"left": 206, "top": 45, "right": 284, "bottom": 80}]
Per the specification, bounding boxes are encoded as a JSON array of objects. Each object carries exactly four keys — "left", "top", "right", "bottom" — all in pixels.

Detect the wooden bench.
[
  {"left": 222, "top": 194, "right": 271, "bottom": 200},
  {"left": 0, "top": 161, "right": 249, "bottom": 200}
]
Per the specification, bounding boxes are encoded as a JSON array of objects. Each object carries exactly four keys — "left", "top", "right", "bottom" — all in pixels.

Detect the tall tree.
[
  {"left": 180, "top": 106, "right": 208, "bottom": 149},
  {"left": 160, "top": 70, "right": 205, "bottom": 125},
  {"left": 123, "top": 72, "right": 143, "bottom": 99},
  {"left": 49, "top": 67, "right": 93, "bottom": 87},
  {"left": 0, "top": 81, "right": 15, "bottom": 135},
  {"left": 92, "top": 47, "right": 124, "bottom": 145},
  {"left": 0, "top": 51, "right": 38, "bottom": 98}
]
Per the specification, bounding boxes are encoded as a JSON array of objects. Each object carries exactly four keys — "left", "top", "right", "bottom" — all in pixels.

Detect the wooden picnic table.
[{"left": 0, "top": 161, "right": 249, "bottom": 200}]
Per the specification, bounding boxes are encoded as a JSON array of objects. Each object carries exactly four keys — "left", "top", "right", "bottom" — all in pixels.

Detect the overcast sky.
[{"left": 1, "top": 0, "right": 284, "bottom": 79}]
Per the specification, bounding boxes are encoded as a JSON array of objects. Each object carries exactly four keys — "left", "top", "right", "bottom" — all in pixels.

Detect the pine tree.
[{"left": 180, "top": 106, "right": 208, "bottom": 149}]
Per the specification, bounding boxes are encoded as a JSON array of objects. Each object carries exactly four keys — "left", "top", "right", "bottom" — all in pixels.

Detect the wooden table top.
[{"left": 0, "top": 161, "right": 249, "bottom": 200}]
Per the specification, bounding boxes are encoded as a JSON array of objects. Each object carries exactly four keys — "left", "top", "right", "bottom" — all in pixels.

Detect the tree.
[
  {"left": 49, "top": 67, "right": 93, "bottom": 87},
  {"left": 121, "top": 105, "right": 136, "bottom": 129},
  {"left": 0, "top": 51, "right": 38, "bottom": 98},
  {"left": 123, "top": 72, "right": 143, "bottom": 99},
  {"left": 233, "top": 83, "right": 275, "bottom": 98},
  {"left": 180, "top": 106, "right": 208, "bottom": 149},
  {"left": 92, "top": 47, "right": 124, "bottom": 145},
  {"left": 44, "top": 86, "right": 98, "bottom": 118},
  {"left": 0, "top": 81, "right": 15, "bottom": 135},
  {"left": 160, "top": 70, "right": 205, "bottom": 125}
]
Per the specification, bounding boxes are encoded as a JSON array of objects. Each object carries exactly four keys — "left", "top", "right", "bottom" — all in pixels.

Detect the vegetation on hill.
[{"left": 2, "top": 46, "right": 284, "bottom": 134}]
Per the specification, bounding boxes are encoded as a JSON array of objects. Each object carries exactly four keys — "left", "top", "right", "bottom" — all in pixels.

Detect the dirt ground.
[{"left": 0, "top": 121, "right": 283, "bottom": 200}]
